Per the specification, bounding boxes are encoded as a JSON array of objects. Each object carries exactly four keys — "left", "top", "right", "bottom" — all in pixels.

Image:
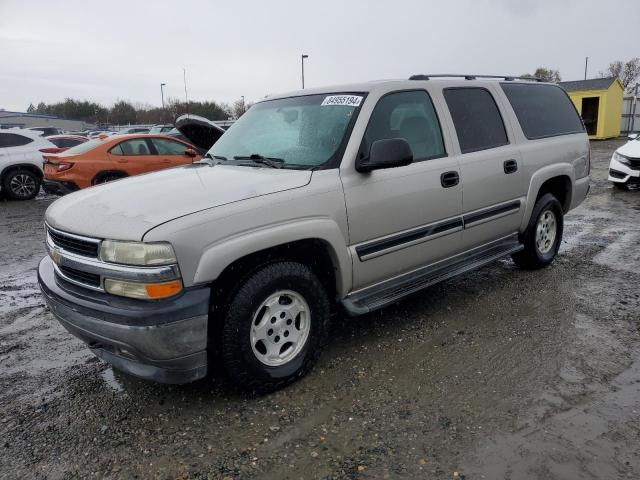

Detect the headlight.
[
  {"left": 104, "top": 278, "right": 183, "bottom": 300},
  {"left": 100, "top": 241, "right": 177, "bottom": 266},
  {"left": 613, "top": 152, "right": 630, "bottom": 166}
]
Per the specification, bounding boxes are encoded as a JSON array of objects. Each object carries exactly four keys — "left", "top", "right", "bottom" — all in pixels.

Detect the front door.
[
  {"left": 149, "top": 137, "right": 195, "bottom": 168},
  {"left": 341, "top": 90, "right": 463, "bottom": 290}
]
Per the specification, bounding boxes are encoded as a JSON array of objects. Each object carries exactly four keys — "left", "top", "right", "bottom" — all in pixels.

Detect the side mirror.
[
  {"left": 184, "top": 148, "right": 197, "bottom": 157},
  {"left": 356, "top": 138, "right": 413, "bottom": 173},
  {"left": 628, "top": 133, "right": 638, "bottom": 140}
]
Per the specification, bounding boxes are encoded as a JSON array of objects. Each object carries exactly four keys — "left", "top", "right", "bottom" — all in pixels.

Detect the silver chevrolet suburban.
[{"left": 38, "top": 75, "right": 590, "bottom": 391}]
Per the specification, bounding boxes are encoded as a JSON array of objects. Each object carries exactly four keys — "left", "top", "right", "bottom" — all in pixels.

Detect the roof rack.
[{"left": 408, "top": 74, "right": 544, "bottom": 82}]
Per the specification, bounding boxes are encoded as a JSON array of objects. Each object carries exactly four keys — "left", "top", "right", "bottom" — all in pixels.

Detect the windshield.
[{"left": 208, "top": 93, "right": 364, "bottom": 168}]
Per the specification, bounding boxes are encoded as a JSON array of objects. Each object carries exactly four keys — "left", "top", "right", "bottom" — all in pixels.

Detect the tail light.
[{"left": 40, "top": 147, "right": 64, "bottom": 154}]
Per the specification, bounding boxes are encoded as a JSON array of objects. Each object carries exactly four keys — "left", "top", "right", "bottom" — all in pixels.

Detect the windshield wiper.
[{"left": 233, "top": 154, "right": 285, "bottom": 169}]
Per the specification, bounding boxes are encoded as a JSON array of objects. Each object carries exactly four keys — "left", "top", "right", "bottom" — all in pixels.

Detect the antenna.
[{"left": 183, "top": 68, "right": 189, "bottom": 114}]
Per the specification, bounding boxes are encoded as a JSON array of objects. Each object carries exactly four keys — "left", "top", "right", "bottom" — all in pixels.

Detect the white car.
[
  {"left": 0, "top": 129, "right": 55, "bottom": 200},
  {"left": 609, "top": 133, "right": 640, "bottom": 189}
]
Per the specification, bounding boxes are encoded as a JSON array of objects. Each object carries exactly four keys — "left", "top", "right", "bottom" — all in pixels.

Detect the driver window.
[{"left": 363, "top": 90, "right": 446, "bottom": 162}]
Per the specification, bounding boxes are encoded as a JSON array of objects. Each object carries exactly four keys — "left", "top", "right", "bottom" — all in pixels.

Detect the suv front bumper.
[{"left": 38, "top": 256, "right": 210, "bottom": 384}]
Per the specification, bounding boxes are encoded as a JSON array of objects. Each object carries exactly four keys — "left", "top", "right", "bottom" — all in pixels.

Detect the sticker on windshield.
[{"left": 321, "top": 95, "right": 363, "bottom": 107}]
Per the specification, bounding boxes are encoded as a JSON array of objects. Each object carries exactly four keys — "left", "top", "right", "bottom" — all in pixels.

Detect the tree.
[
  {"left": 231, "top": 98, "right": 253, "bottom": 119},
  {"left": 522, "top": 67, "right": 562, "bottom": 82},
  {"left": 599, "top": 58, "right": 640, "bottom": 89},
  {"left": 110, "top": 100, "right": 137, "bottom": 124},
  {"left": 26, "top": 103, "right": 35, "bottom": 113}
]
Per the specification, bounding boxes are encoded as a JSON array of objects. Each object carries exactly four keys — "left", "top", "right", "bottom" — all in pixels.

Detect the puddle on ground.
[{"left": 100, "top": 368, "right": 124, "bottom": 393}]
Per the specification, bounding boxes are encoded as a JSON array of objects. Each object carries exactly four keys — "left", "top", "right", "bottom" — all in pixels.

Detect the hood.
[
  {"left": 45, "top": 164, "right": 312, "bottom": 240},
  {"left": 618, "top": 138, "right": 640, "bottom": 158},
  {"left": 175, "top": 114, "right": 226, "bottom": 151}
]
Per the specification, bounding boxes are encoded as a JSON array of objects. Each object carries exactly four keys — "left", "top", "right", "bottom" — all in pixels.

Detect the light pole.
[
  {"left": 301, "top": 54, "right": 309, "bottom": 89},
  {"left": 160, "top": 83, "right": 166, "bottom": 122},
  {"left": 584, "top": 57, "right": 588, "bottom": 80}
]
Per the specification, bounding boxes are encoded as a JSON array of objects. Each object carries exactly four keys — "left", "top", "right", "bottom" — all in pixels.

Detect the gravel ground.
[{"left": 0, "top": 140, "right": 639, "bottom": 479}]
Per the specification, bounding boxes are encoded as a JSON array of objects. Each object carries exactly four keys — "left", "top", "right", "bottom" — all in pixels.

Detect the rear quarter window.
[
  {"left": 0, "top": 133, "right": 34, "bottom": 148},
  {"left": 500, "top": 83, "right": 585, "bottom": 139}
]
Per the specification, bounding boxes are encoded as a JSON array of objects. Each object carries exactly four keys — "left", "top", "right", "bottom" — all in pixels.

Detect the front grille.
[
  {"left": 48, "top": 228, "right": 99, "bottom": 257},
  {"left": 627, "top": 157, "right": 640, "bottom": 170},
  {"left": 58, "top": 265, "right": 101, "bottom": 287}
]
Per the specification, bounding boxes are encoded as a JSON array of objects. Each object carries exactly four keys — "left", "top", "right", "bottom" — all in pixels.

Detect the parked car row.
[{"left": 0, "top": 119, "right": 212, "bottom": 200}]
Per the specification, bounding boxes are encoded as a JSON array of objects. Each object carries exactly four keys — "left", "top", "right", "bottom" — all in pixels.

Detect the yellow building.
[{"left": 558, "top": 77, "right": 625, "bottom": 139}]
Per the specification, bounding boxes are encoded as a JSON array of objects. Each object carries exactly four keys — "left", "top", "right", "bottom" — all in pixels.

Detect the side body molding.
[{"left": 193, "top": 218, "right": 352, "bottom": 297}]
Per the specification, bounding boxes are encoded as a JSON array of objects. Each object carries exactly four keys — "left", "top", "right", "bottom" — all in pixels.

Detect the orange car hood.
[{"left": 45, "top": 163, "right": 312, "bottom": 240}]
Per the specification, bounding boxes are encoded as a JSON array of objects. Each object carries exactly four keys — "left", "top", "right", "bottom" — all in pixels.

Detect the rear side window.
[
  {"left": 112, "top": 139, "right": 152, "bottom": 155},
  {"left": 501, "top": 83, "right": 584, "bottom": 139},
  {"left": 443, "top": 88, "right": 509, "bottom": 154},
  {"left": 363, "top": 90, "right": 446, "bottom": 161},
  {"left": 0, "top": 133, "right": 34, "bottom": 147}
]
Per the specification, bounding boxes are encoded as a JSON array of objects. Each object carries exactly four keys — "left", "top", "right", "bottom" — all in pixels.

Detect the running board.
[{"left": 342, "top": 237, "right": 523, "bottom": 316}]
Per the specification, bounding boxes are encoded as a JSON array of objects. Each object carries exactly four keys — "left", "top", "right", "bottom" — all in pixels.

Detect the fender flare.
[
  {"left": 193, "top": 217, "right": 352, "bottom": 297},
  {"left": 520, "top": 163, "right": 575, "bottom": 232}
]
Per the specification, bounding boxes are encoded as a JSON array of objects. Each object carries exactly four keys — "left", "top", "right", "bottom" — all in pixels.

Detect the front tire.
[
  {"left": 221, "top": 262, "right": 330, "bottom": 392},
  {"left": 2, "top": 169, "right": 40, "bottom": 200},
  {"left": 612, "top": 181, "right": 627, "bottom": 190},
  {"left": 512, "top": 193, "right": 564, "bottom": 269}
]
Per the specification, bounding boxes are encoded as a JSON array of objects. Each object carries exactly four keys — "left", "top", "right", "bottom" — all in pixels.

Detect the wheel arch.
[
  {"left": 194, "top": 219, "right": 352, "bottom": 302},
  {"left": 520, "top": 165, "right": 574, "bottom": 232},
  {"left": 1, "top": 163, "right": 44, "bottom": 182},
  {"left": 92, "top": 170, "right": 128, "bottom": 185}
]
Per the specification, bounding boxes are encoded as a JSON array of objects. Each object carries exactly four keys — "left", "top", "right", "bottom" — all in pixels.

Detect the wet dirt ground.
[{"left": 1, "top": 140, "right": 639, "bottom": 479}]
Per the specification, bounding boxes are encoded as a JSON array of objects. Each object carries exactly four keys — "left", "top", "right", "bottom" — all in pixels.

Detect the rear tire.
[
  {"left": 512, "top": 193, "right": 563, "bottom": 269},
  {"left": 2, "top": 169, "right": 40, "bottom": 200},
  {"left": 221, "top": 262, "right": 330, "bottom": 393}
]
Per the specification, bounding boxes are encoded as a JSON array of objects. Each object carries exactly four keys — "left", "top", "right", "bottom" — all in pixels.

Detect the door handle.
[
  {"left": 440, "top": 171, "right": 459, "bottom": 188},
  {"left": 503, "top": 159, "right": 518, "bottom": 174}
]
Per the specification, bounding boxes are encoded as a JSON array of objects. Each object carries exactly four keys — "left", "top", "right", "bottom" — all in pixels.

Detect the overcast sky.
[{"left": 0, "top": 0, "right": 638, "bottom": 112}]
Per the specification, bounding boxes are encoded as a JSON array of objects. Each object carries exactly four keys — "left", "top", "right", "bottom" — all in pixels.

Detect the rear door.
[
  {"left": 441, "top": 86, "right": 526, "bottom": 250},
  {"left": 108, "top": 138, "right": 161, "bottom": 174}
]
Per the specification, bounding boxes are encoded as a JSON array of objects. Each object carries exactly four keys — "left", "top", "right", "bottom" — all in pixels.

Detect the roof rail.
[{"left": 409, "top": 74, "right": 544, "bottom": 82}]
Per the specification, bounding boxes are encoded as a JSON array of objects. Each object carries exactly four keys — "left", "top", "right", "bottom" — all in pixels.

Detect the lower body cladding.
[{"left": 38, "top": 256, "right": 210, "bottom": 384}]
